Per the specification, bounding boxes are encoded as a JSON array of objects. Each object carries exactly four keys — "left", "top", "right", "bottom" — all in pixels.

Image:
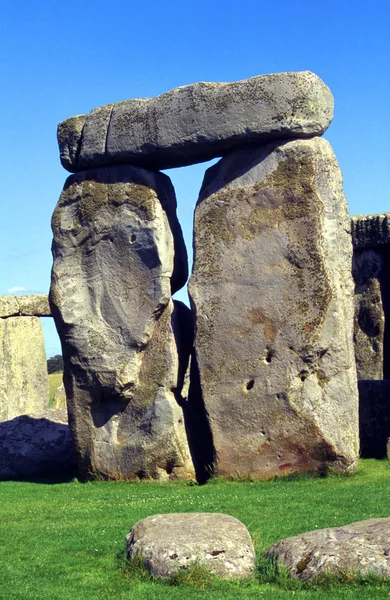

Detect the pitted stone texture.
[
  {"left": 58, "top": 71, "right": 333, "bottom": 172},
  {"left": 127, "top": 513, "right": 256, "bottom": 579},
  {"left": 189, "top": 137, "right": 358, "bottom": 479},
  {"left": 0, "top": 408, "right": 76, "bottom": 480},
  {"left": 50, "top": 165, "right": 193, "bottom": 480},
  {"left": 0, "top": 316, "right": 49, "bottom": 422},
  {"left": 352, "top": 249, "right": 384, "bottom": 379},
  {"left": 352, "top": 213, "right": 390, "bottom": 249},
  {"left": 266, "top": 518, "right": 390, "bottom": 581},
  {"left": 0, "top": 295, "right": 51, "bottom": 317}
]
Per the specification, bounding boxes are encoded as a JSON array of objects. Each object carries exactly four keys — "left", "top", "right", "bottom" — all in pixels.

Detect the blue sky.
[{"left": 1, "top": 0, "right": 389, "bottom": 357}]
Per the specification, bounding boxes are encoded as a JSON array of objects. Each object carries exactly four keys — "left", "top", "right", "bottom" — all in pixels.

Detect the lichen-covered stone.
[
  {"left": 189, "top": 137, "right": 358, "bottom": 479},
  {"left": 127, "top": 513, "right": 256, "bottom": 579},
  {"left": 359, "top": 380, "right": 390, "bottom": 458},
  {"left": 352, "top": 249, "right": 384, "bottom": 379},
  {"left": 58, "top": 71, "right": 334, "bottom": 172},
  {"left": 0, "top": 408, "right": 76, "bottom": 480},
  {"left": 266, "top": 518, "right": 390, "bottom": 581},
  {"left": 0, "top": 316, "right": 49, "bottom": 422},
  {"left": 50, "top": 165, "right": 193, "bottom": 480},
  {"left": 352, "top": 213, "right": 390, "bottom": 249},
  {"left": 57, "top": 114, "right": 87, "bottom": 172},
  {"left": 0, "top": 294, "right": 51, "bottom": 317}
]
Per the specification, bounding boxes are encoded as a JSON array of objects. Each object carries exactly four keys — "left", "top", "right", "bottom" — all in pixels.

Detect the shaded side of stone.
[
  {"left": 359, "top": 380, "right": 390, "bottom": 458},
  {"left": 58, "top": 71, "right": 333, "bottom": 172},
  {"left": 352, "top": 213, "right": 390, "bottom": 249},
  {"left": 50, "top": 165, "right": 193, "bottom": 480},
  {"left": 0, "top": 316, "right": 49, "bottom": 422},
  {"left": 189, "top": 137, "right": 358, "bottom": 479},
  {"left": 0, "top": 409, "right": 76, "bottom": 481},
  {"left": 352, "top": 249, "right": 385, "bottom": 379},
  {"left": 127, "top": 512, "right": 256, "bottom": 579},
  {"left": 266, "top": 518, "right": 390, "bottom": 581},
  {"left": 0, "top": 295, "right": 51, "bottom": 318}
]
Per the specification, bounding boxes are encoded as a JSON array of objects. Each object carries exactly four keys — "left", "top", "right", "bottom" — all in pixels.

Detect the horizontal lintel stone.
[
  {"left": 58, "top": 71, "right": 334, "bottom": 172},
  {"left": 0, "top": 295, "right": 51, "bottom": 318}
]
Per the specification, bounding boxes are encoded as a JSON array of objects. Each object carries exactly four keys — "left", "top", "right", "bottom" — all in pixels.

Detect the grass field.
[
  {"left": 48, "top": 371, "right": 63, "bottom": 405},
  {"left": 1, "top": 460, "right": 389, "bottom": 599}
]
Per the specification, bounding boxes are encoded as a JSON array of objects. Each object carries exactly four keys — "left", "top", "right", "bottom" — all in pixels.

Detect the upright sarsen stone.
[
  {"left": 189, "top": 138, "right": 359, "bottom": 478},
  {"left": 0, "top": 316, "right": 49, "bottom": 421},
  {"left": 50, "top": 165, "right": 193, "bottom": 480}
]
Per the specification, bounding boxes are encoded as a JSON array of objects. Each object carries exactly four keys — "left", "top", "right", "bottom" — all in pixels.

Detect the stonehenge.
[
  {"left": 49, "top": 70, "right": 361, "bottom": 481},
  {"left": 2, "top": 72, "right": 390, "bottom": 481}
]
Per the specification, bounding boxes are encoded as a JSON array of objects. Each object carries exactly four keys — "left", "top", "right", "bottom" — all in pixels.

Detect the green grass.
[
  {"left": 48, "top": 371, "right": 63, "bottom": 405},
  {"left": 1, "top": 460, "right": 389, "bottom": 599}
]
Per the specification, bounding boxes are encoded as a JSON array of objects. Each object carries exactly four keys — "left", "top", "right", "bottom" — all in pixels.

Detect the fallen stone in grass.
[
  {"left": 266, "top": 518, "right": 390, "bottom": 581},
  {"left": 126, "top": 513, "right": 256, "bottom": 579}
]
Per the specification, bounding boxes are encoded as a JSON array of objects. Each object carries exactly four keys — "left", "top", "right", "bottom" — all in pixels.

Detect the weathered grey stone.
[
  {"left": 50, "top": 165, "right": 193, "bottom": 480},
  {"left": 0, "top": 316, "right": 49, "bottom": 422},
  {"left": 352, "top": 249, "right": 385, "bottom": 379},
  {"left": 352, "top": 213, "right": 390, "bottom": 249},
  {"left": 359, "top": 380, "right": 390, "bottom": 458},
  {"left": 189, "top": 137, "right": 359, "bottom": 479},
  {"left": 52, "top": 382, "right": 66, "bottom": 409},
  {"left": 58, "top": 71, "right": 334, "bottom": 172},
  {"left": 127, "top": 513, "right": 256, "bottom": 579},
  {"left": 0, "top": 408, "right": 76, "bottom": 480},
  {"left": 57, "top": 114, "right": 87, "bottom": 172},
  {"left": 266, "top": 518, "right": 390, "bottom": 581},
  {"left": 0, "top": 294, "right": 51, "bottom": 317}
]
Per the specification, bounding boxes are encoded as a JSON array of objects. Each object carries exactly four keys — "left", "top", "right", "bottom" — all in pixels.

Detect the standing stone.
[
  {"left": 0, "top": 316, "right": 49, "bottom": 422},
  {"left": 58, "top": 71, "right": 334, "bottom": 172},
  {"left": 352, "top": 249, "right": 384, "bottom": 379},
  {"left": 189, "top": 137, "right": 359, "bottom": 479},
  {"left": 50, "top": 165, "right": 194, "bottom": 480}
]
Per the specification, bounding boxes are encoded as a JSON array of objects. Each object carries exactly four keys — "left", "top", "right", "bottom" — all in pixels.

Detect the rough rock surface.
[
  {"left": 127, "top": 513, "right": 256, "bottom": 579},
  {"left": 352, "top": 249, "right": 385, "bottom": 379},
  {"left": 189, "top": 137, "right": 358, "bottom": 479},
  {"left": 0, "top": 408, "right": 76, "bottom": 480},
  {"left": 0, "top": 316, "right": 49, "bottom": 421},
  {"left": 52, "top": 382, "right": 66, "bottom": 409},
  {"left": 50, "top": 164, "right": 193, "bottom": 480},
  {"left": 0, "top": 294, "right": 51, "bottom": 318},
  {"left": 352, "top": 213, "right": 390, "bottom": 249},
  {"left": 58, "top": 71, "right": 334, "bottom": 172},
  {"left": 358, "top": 380, "right": 390, "bottom": 458},
  {"left": 266, "top": 518, "right": 390, "bottom": 581}
]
